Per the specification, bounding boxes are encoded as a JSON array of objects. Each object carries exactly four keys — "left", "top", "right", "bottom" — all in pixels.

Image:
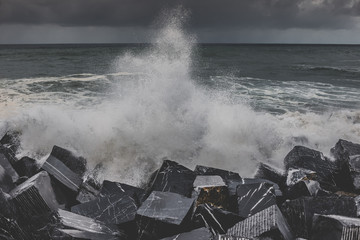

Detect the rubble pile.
[{"left": 0, "top": 131, "right": 360, "bottom": 240}]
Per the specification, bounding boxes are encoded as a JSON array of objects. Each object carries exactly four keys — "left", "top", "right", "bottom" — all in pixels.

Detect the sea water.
[{"left": 0, "top": 19, "right": 359, "bottom": 185}]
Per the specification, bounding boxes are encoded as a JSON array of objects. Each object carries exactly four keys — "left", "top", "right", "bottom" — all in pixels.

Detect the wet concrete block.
[
  {"left": 194, "top": 165, "right": 242, "bottom": 181},
  {"left": 254, "top": 163, "right": 286, "bottom": 188},
  {"left": 42, "top": 154, "right": 82, "bottom": 193},
  {"left": 75, "top": 181, "right": 100, "bottom": 204},
  {"left": 0, "top": 150, "right": 19, "bottom": 183},
  {"left": 311, "top": 214, "right": 360, "bottom": 240},
  {"left": 101, "top": 180, "right": 145, "bottom": 205},
  {"left": 58, "top": 209, "right": 123, "bottom": 239},
  {"left": 0, "top": 132, "right": 20, "bottom": 164},
  {"left": 193, "top": 175, "right": 226, "bottom": 191},
  {"left": 192, "top": 204, "right": 243, "bottom": 235},
  {"left": 0, "top": 164, "right": 16, "bottom": 193},
  {"left": 0, "top": 189, "right": 17, "bottom": 218},
  {"left": 10, "top": 171, "right": 59, "bottom": 218},
  {"left": 242, "top": 178, "right": 283, "bottom": 197},
  {"left": 225, "top": 205, "right": 294, "bottom": 240},
  {"left": 331, "top": 139, "right": 360, "bottom": 160},
  {"left": 286, "top": 180, "right": 331, "bottom": 200},
  {"left": 71, "top": 193, "right": 138, "bottom": 225},
  {"left": 284, "top": 146, "right": 338, "bottom": 191},
  {"left": 286, "top": 168, "right": 317, "bottom": 187},
  {"left": 236, "top": 182, "right": 277, "bottom": 218},
  {"left": 58, "top": 229, "right": 121, "bottom": 240},
  {"left": 136, "top": 191, "right": 195, "bottom": 239},
  {"left": 49, "top": 145, "right": 87, "bottom": 176},
  {"left": 13, "top": 156, "right": 39, "bottom": 178},
  {"left": 0, "top": 215, "right": 28, "bottom": 240},
  {"left": 281, "top": 196, "right": 359, "bottom": 239},
  {"left": 144, "top": 160, "right": 196, "bottom": 198},
  {"left": 160, "top": 227, "right": 215, "bottom": 240}
]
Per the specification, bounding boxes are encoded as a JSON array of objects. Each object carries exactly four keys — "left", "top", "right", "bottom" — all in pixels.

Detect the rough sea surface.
[{"left": 0, "top": 22, "right": 359, "bottom": 185}]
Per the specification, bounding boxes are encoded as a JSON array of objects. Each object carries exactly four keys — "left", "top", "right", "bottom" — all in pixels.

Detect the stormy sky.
[{"left": 1, "top": 0, "right": 360, "bottom": 43}]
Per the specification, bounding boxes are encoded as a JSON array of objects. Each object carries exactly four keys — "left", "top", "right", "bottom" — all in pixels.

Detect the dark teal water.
[{"left": 1, "top": 44, "right": 359, "bottom": 114}]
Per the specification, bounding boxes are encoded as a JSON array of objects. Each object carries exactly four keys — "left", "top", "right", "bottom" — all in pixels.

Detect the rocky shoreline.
[{"left": 0, "top": 131, "right": 360, "bottom": 239}]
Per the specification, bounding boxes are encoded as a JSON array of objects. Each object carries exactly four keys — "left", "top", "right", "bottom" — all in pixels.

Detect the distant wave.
[{"left": 294, "top": 64, "right": 360, "bottom": 74}]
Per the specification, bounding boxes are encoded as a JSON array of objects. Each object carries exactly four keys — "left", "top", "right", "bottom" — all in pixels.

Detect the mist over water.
[{"left": 1, "top": 13, "right": 360, "bottom": 185}]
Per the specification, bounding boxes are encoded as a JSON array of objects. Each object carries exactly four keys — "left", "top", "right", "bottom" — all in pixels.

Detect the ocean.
[{"left": 0, "top": 26, "right": 359, "bottom": 185}]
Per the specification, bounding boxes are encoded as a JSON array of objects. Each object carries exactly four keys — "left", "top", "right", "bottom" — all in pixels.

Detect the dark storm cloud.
[{"left": 0, "top": 0, "right": 359, "bottom": 29}]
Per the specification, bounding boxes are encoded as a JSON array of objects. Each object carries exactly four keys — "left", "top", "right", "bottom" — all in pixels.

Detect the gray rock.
[
  {"left": 144, "top": 160, "right": 196, "bottom": 199},
  {"left": 57, "top": 209, "right": 123, "bottom": 239},
  {"left": 161, "top": 227, "right": 214, "bottom": 240},
  {"left": 71, "top": 193, "right": 138, "bottom": 225},
  {"left": 0, "top": 215, "right": 28, "bottom": 240},
  {"left": 193, "top": 175, "right": 226, "bottom": 192},
  {"left": 49, "top": 145, "right": 87, "bottom": 176},
  {"left": 254, "top": 163, "right": 286, "bottom": 188},
  {"left": 194, "top": 165, "right": 242, "bottom": 181},
  {"left": 225, "top": 205, "right": 294, "bottom": 240},
  {"left": 0, "top": 164, "right": 15, "bottom": 193},
  {"left": 58, "top": 229, "right": 121, "bottom": 240},
  {"left": 285, "top": 180, "right": 329, "bottom": 200},
  {"left": 311, "top": 214, "right": 360, "bottom": 240},
  {"left": 284, "top": 146, "right": 338, "bottom": 191},
  {"left": 192, "top": 204, "right": 243, "bottom": 234},
  {"left": 100, "top": 180, "right": 145, "bottom": 205},
  {"left": 331, "top": 139, "right": 360, "bottom": 160},
  {"left": 236, "top": 182, "right": 277, "bottom": 218},
  {"left": 42, "top": 154, "right": 82, "bottom": 192},
  {"left": 13, "top": 156, "right": 39, "bottom": 178},
  {"left": 281, "top": 196, "right": 360, "bottom": 239},
  {"left": 137, "top": 191, "right": 195, "bottom": 225},
  {"left": 0, "top": 150, "right": 19, "bottom": 183},
  {"left": 286, "top": 168, "right": 317, "bottom": 187},
  {"left": 136, "top": 191, "right": 195, "bottom": 239},
  {"left": 10, "top": 171, "right": 59, "bottom": 218}
]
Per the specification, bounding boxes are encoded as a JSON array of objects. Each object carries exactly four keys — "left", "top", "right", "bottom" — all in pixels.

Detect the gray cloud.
[{"left": 0, "top": 0, "right": 359, "bottom": 30}]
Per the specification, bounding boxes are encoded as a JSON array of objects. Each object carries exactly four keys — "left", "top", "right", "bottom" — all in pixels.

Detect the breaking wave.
[{"left": 1, "top": 11, "right": 360, "bottom": 185}]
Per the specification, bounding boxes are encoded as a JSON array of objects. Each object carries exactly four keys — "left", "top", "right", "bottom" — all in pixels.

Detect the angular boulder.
[
  {"left": 71, "top": 193, "right": 138, "bottom": 225},
  {"left": 236, "top": 182, "right": 277, "bottom": 218},
  {"left": 223, "top": 205, "right": 294, "bottom": 240},
  {"left": 311, "top": 214, "right": 360, "bottom": 240},
  {"left": 285, "top": 180, "right": 329, "bottom": 200},
  {"left": 13, "top": 156, "right": 39, "bottom": 178},
  {"left": 254, "top": 162, "right": 286, "bottom": 188},
  {"left": 281, "top": 196, "right": 360, "bottom": 239},
  {"left": 143, "top": 160, "right": 196, "bottom": 199},
  {"left": 10, "top": 171, "right": 59, "bottom": 218},
  {"left": 284, "top": 146, "right": 338, "bottom": 191},
  {"left": 161, "top": 227, "right": 215, "bottom": 240},
  {"left": 0, "top": 164, "right": 16, "bottom": 193},
  {"left": 192, "top": 204, "right": 243, "bottom": 235},
  {"left": 194, "top": 165, "right": 242, "bottom": 181},
  {"left": 100, "top": 180, "right": 145, "bottom": 205},
  {"left": 42, "top": 153, "right": 82, "bottom": 193},
  {"left": 49, "top": 145, "right": 87, "bottom": 176},
  {"left": 57, "top": 209, "right": 123, "bottom": 240},
  {"left": 0, "top": 132, "right": 20, "bottom": 164},
  {"left": 331, "top": 139, "right": 360, "bottom": 160},
  {"left": 0, "top": 215, "right": 28, "bottom": 240},
  {"left": 0, "top": 150, "right": 19, "bottom": 183},
  {"left": 286, "top": 168, "right": 317, "bottom": 187},
  {"left": 136, "top": 191, "right": 195, "bottom": 239}
]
